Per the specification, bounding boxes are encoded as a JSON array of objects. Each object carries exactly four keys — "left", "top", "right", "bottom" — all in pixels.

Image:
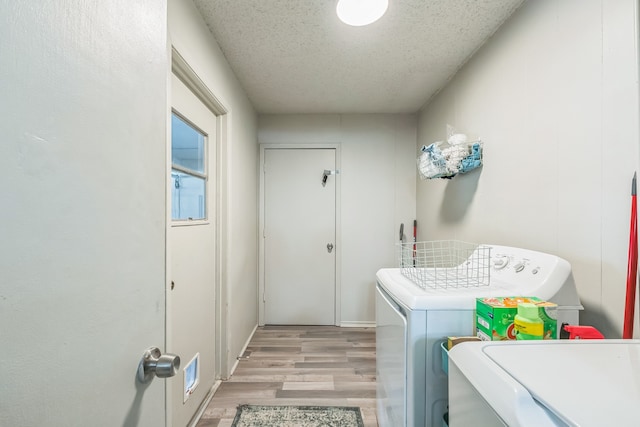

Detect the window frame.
[{"left": 170, "top": 110, "right": 209, "bottom": 225}]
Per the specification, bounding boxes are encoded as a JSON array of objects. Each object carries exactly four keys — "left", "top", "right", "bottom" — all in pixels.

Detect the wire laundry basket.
[{"left": 398, "top": 240, "right": 492, "bottom": 289}]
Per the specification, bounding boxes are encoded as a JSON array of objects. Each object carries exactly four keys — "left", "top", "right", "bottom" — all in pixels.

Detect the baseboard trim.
[
  {"left": 339, "top": 321, "right": 376, "bottom": 328},
  {"left": 227, "top": 323, "right": 259, "bottom": 378}
]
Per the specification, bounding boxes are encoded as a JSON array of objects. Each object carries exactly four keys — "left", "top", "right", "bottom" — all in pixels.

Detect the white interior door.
[
  {"left": 169, "top": 73, "right": 217, "bottom": 426},
  {"left": 1, "top": 1, "right": 168, "bottom": 425},
  {"left": 263, "top": 148, "right": 337, "bottom": 325}
]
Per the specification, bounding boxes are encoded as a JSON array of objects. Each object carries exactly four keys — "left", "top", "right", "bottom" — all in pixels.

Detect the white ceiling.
[{"left": 193, "top": 0, "right": 524, "bottom": 114}]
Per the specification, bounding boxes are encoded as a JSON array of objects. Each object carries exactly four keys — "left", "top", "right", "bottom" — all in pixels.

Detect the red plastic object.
[
  {"left": 563, "top": 325, "right": 604, "bottom": 340},
  {"left": 623, "top": 172, "right": 638, "bottom": 339}
]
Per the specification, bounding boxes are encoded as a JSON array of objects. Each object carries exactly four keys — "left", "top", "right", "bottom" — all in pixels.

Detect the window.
[{"left": 171, "top": 112, "right": 207, "bottom": 221}]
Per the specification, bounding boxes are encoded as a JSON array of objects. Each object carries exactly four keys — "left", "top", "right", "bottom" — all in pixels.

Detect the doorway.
[{"left": 259, "top": 145, "right": 341, "bottom": 325}]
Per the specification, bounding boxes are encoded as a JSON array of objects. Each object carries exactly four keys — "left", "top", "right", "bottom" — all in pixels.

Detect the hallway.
[{"left": 195, "top": 326, "right": 378, "bottom": 426}]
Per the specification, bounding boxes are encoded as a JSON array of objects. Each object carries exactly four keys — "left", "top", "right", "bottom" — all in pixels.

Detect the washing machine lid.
[{"left": 449, "top": 340, "right": 640, "bottom": 427}]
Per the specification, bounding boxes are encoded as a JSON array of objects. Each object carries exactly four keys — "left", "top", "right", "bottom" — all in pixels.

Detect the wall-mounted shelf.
[{"left": 417, "top": 139, "right": 483, "bottom": 180}]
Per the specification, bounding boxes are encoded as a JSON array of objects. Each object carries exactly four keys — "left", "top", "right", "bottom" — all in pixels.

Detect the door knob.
[
  {"left": 327, "top": 243, "right": 334, "bottom": 253},
  {"left": 321, "top": 169, "right": 339, "bottom": 187},
  {"left": 137, "top": 347, "right": 180, "bottom": 383}
]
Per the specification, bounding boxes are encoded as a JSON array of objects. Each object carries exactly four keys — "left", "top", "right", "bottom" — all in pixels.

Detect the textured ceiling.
[{"left": 193, "top": 0, "right": 524, "bottom": 114}]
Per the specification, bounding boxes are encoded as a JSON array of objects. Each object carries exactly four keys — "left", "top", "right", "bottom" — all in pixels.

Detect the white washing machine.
[
  {"left": 375, "top": 244, "right": 583, "bottom": 427},
  {"left": 447, "top": 339, "right": 640, "bottom": 426}
]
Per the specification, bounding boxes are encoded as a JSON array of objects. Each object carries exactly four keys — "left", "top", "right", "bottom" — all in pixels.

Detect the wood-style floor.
[{"left": 195, "top": 325, "right": 378, "bottom": 427}]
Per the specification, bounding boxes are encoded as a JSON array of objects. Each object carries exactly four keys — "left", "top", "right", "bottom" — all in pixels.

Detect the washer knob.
[{"left": 493, "top": 256, "right": 509, "bottom": 270}]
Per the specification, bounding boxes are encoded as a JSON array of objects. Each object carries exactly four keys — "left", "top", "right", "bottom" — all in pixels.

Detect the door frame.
[
  {"left": 258, "top": 144, "right": 342, "bottom": 326},
  {"left": 168, "top": 46, "right": 231, "bottom": 425}
]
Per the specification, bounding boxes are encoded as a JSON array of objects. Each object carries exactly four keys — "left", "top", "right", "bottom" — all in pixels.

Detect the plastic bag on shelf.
[
  {"left": 459, "top": 142, "right": 482, "bottom": 173},
  {"left": 418, "top": 142, "right": 450, "bottom": 179}
]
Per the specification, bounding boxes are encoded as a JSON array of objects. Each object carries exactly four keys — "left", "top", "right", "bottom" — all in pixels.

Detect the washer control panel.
[
  {"left": 487, "top": 245, "right": 566, "bottom": 288},
  {"left": 491, "top": 254, "right": 538, "bottom": 274}
]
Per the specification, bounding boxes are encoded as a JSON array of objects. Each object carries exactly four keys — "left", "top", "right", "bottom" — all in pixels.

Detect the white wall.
[
  {"left": 416, "top": 0, "right": 640, "bottom": 338},
  {"left": 169, "top": 0, "right": 259, "bottom": 376},
  {"left": 0, "top": 1, "right": 168, "bottom": 425},
  {"left": 259, "top": 114, "right": 417, "bottom": 323}
]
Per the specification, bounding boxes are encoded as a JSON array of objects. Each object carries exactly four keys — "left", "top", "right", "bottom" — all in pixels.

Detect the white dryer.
[
  {"left": 447, "top": 339, "right": 640, "bottom": 426},
  {"left": 375, "top": 244, "right": 583, "bottom": 427}
]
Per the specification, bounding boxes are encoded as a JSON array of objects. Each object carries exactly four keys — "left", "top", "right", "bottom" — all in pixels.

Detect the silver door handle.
[
  {"left": 327, "top": 243, "right": 334, "bottom": 253},
  {"left": 137, "top": 347, "right": 180, "bottom": 383},
  {"left": 322, "top": 169, "right": 339, "bottom": 187}
]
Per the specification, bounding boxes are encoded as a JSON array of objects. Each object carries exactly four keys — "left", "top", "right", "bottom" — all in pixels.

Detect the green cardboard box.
[{"left": 476, "top": 296, "right": 558, "bottom": 341}]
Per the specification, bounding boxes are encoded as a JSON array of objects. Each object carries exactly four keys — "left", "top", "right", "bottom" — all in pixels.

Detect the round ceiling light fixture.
[{"left": 336, "top": 0, "right": 389, "bottom": 27}]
